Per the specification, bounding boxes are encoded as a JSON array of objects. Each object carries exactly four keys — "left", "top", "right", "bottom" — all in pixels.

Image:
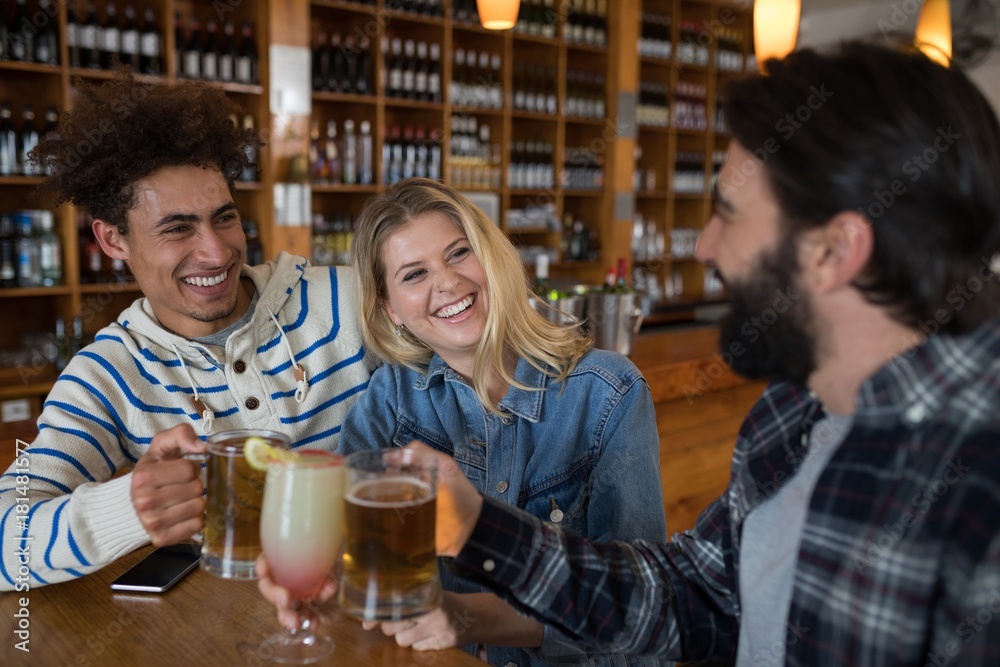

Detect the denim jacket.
[{"left": 340, "top": 348, "right": 671, "bottom": 667}]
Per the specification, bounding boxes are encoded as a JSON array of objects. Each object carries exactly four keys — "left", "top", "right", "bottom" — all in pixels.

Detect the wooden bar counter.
[
  {"left": 0, "top": 545, "right": 483, "bottom": 667},
  {"left": 629, "top": 325, "right": 767, "bottom": 535}
]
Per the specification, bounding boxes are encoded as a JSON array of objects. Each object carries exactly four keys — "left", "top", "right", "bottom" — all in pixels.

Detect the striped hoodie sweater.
[{"left": 0, "top": 253, "right": 377, "bottom": 590}]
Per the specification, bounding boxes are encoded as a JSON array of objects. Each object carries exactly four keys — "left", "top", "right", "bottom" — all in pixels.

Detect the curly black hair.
[{"left": 31, "top": 71, "right": 262, "bottom": 235}]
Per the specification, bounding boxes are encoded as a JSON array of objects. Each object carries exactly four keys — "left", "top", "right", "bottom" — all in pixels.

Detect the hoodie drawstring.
[
  {"left": 171, "top": 344, "right": 215, "bottom": 434},
  {"left": 269, "top": 311, "right": 309, "bottom": 404}
]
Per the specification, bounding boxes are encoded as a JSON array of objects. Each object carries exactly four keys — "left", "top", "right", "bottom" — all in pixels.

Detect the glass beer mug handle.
[{"left": 183, "top": 452, "right": 209, "bottom": 544}]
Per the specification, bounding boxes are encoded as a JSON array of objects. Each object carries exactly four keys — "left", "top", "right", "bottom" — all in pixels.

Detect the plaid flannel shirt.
[{"left": 454, "top": 317, "right": 1000, "bottom": 665}]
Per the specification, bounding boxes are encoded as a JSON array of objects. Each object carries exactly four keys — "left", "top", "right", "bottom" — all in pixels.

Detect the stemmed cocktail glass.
[{"left": 258, "top": 449, "right": 344, "bottom": 664}]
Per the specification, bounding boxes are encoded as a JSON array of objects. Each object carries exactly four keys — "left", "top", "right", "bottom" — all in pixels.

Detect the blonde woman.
[{"left": 259, "top": 178, "right": 667, "bottom": 667}]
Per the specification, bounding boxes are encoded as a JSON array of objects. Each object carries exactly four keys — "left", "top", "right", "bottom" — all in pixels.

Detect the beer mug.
[
  {"left": 340, "top": 448, "right": 441, "bottom": 621},
  {"left": 192, "top": 429, "right": 289, "bottom": 579}
]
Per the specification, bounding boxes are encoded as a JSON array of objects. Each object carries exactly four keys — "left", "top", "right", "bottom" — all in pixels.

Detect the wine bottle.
[
  {"left": 218, "top": 20, "right": 235, "bottom": 82},
  {"left": 35, "top": 0, "right": 58, "bottom": 65},
  {"left": 236, "top": 22, "right": 258, "bottom": 84},
  {"left": 359, "top": 120, "right": 373, "bottom": 185},
  {"left": 533, "top": 253, "right": 551, "bottom": 298},
  {"left": 0, "top": 102, "right": 16, "bottom": 176},
  {"left": 11, "top": 0, "right": 31, "bottom": 62},
  {"left": 81, "top": 1, "right": 101, "bottom": 68},
  {"left": 101, "top": 0, "right": 121, "bottom": 70},
  {"left": 19, "top": 105, "right": 39, "bottom": 176},
  {"left": 342, "top": 119, "right": 357, "bottom": 185},
  {"left": 120, "top": 3, "right": 140, "bottom": 70},
  {"left": 202, "top": 18, "right": 219, "bottom": 81},
  {"left": 0, "top": 1, "right": 9, "bottom": 62},
  {"left": 184, "top": 17, "right": 202, "bottom": 79},
  {"left": 139, "top": 7, "right": 160, "bottom": 75}
]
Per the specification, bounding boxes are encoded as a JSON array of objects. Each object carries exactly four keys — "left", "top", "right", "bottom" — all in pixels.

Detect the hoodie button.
[
  {"left": 245, "top": 397, "right": 260, "bottom": 410},
  {"left": 234, "top": 360, "right": 247, "bottom": 373}
]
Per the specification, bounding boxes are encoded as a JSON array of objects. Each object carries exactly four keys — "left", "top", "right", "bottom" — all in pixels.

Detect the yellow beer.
[
  {"left": 340, "top": 450, "right": 441, "bottom": 620},
  {"left": 201, "top": 430, "right": 287, "bottom": 579}
]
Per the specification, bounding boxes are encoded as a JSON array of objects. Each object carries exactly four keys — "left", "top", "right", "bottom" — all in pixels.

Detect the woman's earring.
[{"left": 394, "top": 324, "right": 403, "bottom": 337}]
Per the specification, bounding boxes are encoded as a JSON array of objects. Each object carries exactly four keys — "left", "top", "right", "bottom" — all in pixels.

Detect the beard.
[{"left": 717, "top": 235, "right": 817, "bottom": 385}]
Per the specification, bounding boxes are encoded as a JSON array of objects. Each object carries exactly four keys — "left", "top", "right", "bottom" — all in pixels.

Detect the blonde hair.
[{"left": 352, "top": 178, "right": 592, "bottom": 413}]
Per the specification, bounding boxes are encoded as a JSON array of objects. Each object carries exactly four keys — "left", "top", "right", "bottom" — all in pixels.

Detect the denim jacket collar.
[{"left": 413, "top": 354, "right": 548, "bottom": 423}]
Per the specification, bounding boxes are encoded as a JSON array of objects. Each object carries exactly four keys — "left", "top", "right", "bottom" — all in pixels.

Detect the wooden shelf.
[
  {"left": 78, "top": 282, "right": 142, "bottom": 294},
  {"left": 0, "top": 61, "right": 61, "bottom": 75},
  {"left": 510, "top": 110, "right": 560, "bottom": 122},
  {"left": 0, "top": 286, "right": 73, "bottom": 297},
  {"left": 565, "top": 116, "right": 608, "bottom": 126},
  {"left": 310, "top": 0, "right": 377, "bottom": 12},
  {"left": 513, "top": 33, "right": 563, "bottom": 48},
  {"left": 382, "top": 9, "right": 447, "bottom": 27},
  {"left": 383, "top": 98, "right": 446, "bottom": 111},
  {"left": 565, "top": 41, "right": 608, "bottom": 54},
  {"left": 313, "top": 91, "right": 378, "bottom": 105},
  {"left": 311, "top": 184, "right": 380, "bottom": 194},
  {"left": 0, "top": 176, "right": 46, "bottom": 186},
  {"left": 450, "top": 106, "right": 506, "bottom": 117},
  {"left": 0, "top": 382, "right": 55, "bottom": 401},
  {"left": 234, "top": 181, "right": 264, "bottom": 191}
]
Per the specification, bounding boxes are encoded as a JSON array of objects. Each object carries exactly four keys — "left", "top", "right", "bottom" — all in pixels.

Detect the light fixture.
[
  {"left": 915, "top": 0, "right": 952, "bottom": 66},
  {"left": 753, "top": 0, "right": 801, "bottom": 72},
  {"left": 477, "top": 0, "right": 520, "bottom": 30}
]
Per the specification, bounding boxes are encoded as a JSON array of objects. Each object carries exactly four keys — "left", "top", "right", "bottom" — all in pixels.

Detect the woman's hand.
[
  {"left": 362, "top": 591, "right": 469, "bottom": 651},
  {"left": 255, "top": 555, "right": 338, "bottom": 629},
  {"left": 362, "top": 591, "right": 545, "bottom": 651}
]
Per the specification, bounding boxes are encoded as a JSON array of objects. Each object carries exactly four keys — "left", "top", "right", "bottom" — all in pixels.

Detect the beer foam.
[{"left": 346, "top": 477, "right": 436, "bottom": 508}]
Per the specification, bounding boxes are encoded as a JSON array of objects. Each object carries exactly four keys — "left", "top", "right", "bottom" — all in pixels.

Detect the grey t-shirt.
[
  {"left": 191, "top": 286, "right": 259, "bottom": 350},
  {"left": 735, "top": 412, "right": 853, "bottom": 667}
]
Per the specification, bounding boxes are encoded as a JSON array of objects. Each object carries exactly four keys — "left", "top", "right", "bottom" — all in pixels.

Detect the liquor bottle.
[
  {"left": 427, "top": 43, "right": 441, "bottom": 103},
  {"left": 0, "top": 0, "right": 8, "bottom": 61},
  {"left": 312, "top": 30, "right": 329, "bottom": 91},
  {"left": 172, "top": 11, "right": 184, "bottom": 76},
  {"left": 66, "top": 3, "right": 81, "bottom": 67},
  {"left": 53, "top": 317, "right": 69, "bottom": 371},
  {"left": 387, "top": 38, "right": 403, "bottom": 98},
  {"left": 0, "top": 215, "right": 15, "bottom": 287},
  {"left": 38, "top": 211, "right": 61, "bottom": 287},
  {"left": 140, "top": 7, "right": 160, "bottom": 75},
  {"left": 342, "top": 119, "right": 357, "bottom": 185},
  {"left": 450, "top": 47, "right": 465, "bottom": 106},
  {"left": 14, "top": 212, "right": 39, "bottom": 287},
  {"left": 355, "top": 37, "right": 373, "bottom": 95},
  {"left": 71, "top": 316, "right": 84, "bottom": 357},
  {"left": 243, "top": 219, "right": 263, "bottom": 266},
  {"left": 359, "top": 120, "right": 373, "bottom": 185},
  {"left": 10, "top": 0, "right": 30, "bottom": 62},
  {"left": 533, "top": 253, "right": 550, "bottom": 298},
  {"left": 614, "top": 257, "right": 631, "bottom": 293},
  {"left": 413, "top": 126, "right": 427, "bottom": 179},
  {"left": 415, "top": 41, "right": 428, "bottom": 102},
  {"left": 241, "top": 115, "right": 257, "bottom": 181},
  {"left": 202, "top": 18, "right": 219, "bottom": 81},
  {"left": 35, "top": 0, "right": 58, "bottom": 65},
  {"left": 325, "top": 120, "right": 341, "bottom": 185},
  {"left": 101, "top": 0, "right": 121, "bottom": 69},
  {"left": 401, "top": 39, "right": 416, "bottom": 100},
  {"left": 120, "top": 3, "right": 140, "bottom": 70},
  {"left": 236, "top": 22, "right": 258, "bottom": 84},
  {"left": 19, "top": 106, "right": 39, "bottom": 176},
  {"left": 184, "top": 17, "right": 202, "bottom": 79},
  {"left": 81, "top": 1, "right": 101, "bottom": 68},
  {"left": 308, "top": 119, "right": 325, "bottom": 182},
  {"left": 326, "top": 33, "right": 343, "bottom": 92},
  {"left": 337, "top": 35, "right": 353, "bottom": 93},
  {"left": 218, "top": 20, "right": 235, "bottom": 82},
  {"left": 0, "top": 103, "right": 16, "bottom": 176}
]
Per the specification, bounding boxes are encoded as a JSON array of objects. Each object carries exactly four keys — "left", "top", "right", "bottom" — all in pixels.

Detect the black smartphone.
[{"left": 110, "top": 544, "right": 201, "bottom": 593}]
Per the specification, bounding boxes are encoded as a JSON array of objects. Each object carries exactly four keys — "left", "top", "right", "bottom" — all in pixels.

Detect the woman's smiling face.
[{"left": 380, "top": 211, "right": 490, "bottom": 373}]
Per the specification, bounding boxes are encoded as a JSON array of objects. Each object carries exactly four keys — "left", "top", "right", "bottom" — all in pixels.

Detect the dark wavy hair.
[
  {"left": 31, "top": 71, "right": 262, "bottom": 235},
  {"left": 724, "top": 41, "right": 1000, "bottom": 334}
]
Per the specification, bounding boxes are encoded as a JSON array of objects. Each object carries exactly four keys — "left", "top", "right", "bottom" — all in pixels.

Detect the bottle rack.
[
  {"left": 632, "top": 0, "right": 751, "bottom": 322},
  {"left": 0, "top": 0, "right": 270, "bottom": 400},
  {"left": 307, "top": 0, "right": 616, "bottom": 286}
]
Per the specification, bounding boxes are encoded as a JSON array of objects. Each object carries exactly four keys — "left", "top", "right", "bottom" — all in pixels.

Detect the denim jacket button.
[
  {"left": 504, "top": 663, "right": 518, "bottom": 667},
  {"left": 496, "top": 481, "right": 509, "bottom": 493},
  {"left": 501, "top": 414, "right": 513, "bottom": 425}
]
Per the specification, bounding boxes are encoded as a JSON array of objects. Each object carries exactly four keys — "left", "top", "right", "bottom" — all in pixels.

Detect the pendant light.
[
  {"left": 753, "top": 0, "right": 801, "bottom": 71},
  {"left": 915, "top": 0, "right": 952, "bottom": 66},
  {"left": 477, "top": 0, "right": 521, "bottom": 30}
]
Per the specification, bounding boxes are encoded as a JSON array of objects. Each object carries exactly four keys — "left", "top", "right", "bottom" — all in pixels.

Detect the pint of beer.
[
  {"left": 340, "top": 448, "right": 441, "bottom": 620},
  {"left": 199, "top": 429, "right": 289, "bottom": 579}
]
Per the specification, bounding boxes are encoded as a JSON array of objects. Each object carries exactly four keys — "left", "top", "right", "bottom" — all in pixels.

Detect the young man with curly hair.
[{"left": 0, "top": 74, "right": 376, "bottom": 590}]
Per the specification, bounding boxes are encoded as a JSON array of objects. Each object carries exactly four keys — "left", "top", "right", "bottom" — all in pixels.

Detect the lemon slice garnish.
[{"left": 243, "top": 436, "right": 296, "bottom": 471}]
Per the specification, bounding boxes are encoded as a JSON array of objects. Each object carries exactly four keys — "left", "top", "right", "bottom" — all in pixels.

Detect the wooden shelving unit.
[{"left": 0, "top": 0, "right": 272, "bottom": 402}]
